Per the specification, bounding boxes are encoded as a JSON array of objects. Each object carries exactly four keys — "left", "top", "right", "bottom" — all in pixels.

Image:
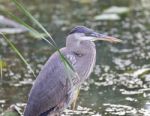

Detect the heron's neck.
[
  {"left": 78, "top": 46, "right": 96, "bottom": 81},
  {"left": 68, "top": 44, "right": 96, "bottom": 82},
  {"left": 68, "top": 42, "right": 96, "bottom": 55}
]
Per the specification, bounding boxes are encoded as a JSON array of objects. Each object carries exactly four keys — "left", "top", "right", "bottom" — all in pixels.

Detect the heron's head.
[{"left": 66, "top": 26, "right": 121, "bottom": 53}]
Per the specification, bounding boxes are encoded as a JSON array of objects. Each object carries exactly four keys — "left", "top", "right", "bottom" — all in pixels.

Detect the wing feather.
[{"left": 24, "top": 49, "right": 71, "bottom": 116}]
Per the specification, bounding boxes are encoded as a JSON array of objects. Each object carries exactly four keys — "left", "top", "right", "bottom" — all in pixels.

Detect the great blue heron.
[{"left": 24, "top": 26, "right": 121, "bottom": 116}]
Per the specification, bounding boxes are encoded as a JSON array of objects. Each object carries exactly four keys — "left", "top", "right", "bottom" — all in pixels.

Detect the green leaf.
[
  {"left": 0, "top": 57, "right": 7, "bottom": 79},
  {"left": 29, "top": 32, "right": 48, "bottom": 39}
]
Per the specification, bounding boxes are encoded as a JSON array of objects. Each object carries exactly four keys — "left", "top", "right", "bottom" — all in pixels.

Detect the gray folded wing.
[{"left": 24, "top": 50, "right": 71, "bottom": 116}]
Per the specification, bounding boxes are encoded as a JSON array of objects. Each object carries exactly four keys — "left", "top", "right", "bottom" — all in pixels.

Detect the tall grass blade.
[
  {"left": 7, "top": 10, "right": 75, "bottom": 72},
  {"left": 6, "top": 11, "right": 55, "bottom": 48},
  {"left": 12, "top": 0, "right": 57, "bottom": 47},
  {"left": 0, "top": 56, "right": 2, "bottom": 80},
  {"left": 1, "top": 33, "right": 36, "bottom": 77},
  {"left": 11, "top": 0, "right": 75, "bottom": 72},
  {"left": 58, "top": 51, "right": 75, "bottom": 72}
]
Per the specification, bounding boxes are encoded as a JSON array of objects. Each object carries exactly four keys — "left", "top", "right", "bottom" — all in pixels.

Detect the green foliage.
[
  {"left": 0, "top": 59, "right": 6, "bottom": 68},
  {"left": 0, "top": 58, "right": 6, "bottom": 79}
]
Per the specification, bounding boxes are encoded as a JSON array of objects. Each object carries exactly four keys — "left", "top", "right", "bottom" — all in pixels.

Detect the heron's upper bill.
[
  {"left": 79, "top": 35, "right": 122, "bottom": 43},
  {"left": 93, "top": 36, "right": 122, "bottom": 43}
]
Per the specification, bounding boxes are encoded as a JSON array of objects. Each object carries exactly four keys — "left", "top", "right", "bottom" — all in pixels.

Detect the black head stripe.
[{"left": 69, "top": 26, "right": 93, "bottom": 34}]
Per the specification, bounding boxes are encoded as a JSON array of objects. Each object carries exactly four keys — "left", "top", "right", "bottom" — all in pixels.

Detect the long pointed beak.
[
  {"left": 93, "top": 35, "right": 122, "bottom": 43},
  {"left": 79, "top": 34, "right": 122, "bottom": 43},
  {"left": 89, "top": 32, "right": 122, "bottom": 43}
]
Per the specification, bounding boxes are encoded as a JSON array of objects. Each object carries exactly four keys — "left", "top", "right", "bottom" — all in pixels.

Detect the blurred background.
[{"left": 0, "top": 0, "right": 150, "bottom": 115}]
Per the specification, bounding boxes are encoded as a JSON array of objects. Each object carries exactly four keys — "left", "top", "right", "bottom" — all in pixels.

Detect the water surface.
[{"left": 0, "top": 0, "right": 150, "bottom": 115}]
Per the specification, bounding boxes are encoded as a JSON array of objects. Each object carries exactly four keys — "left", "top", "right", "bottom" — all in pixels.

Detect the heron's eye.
[{"left": 73, "top": 52, "right": 83, "bottom": 57}]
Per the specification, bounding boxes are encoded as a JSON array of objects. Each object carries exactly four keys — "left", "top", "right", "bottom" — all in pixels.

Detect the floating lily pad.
[
  {"left": 0, "top": 28, "right": 27, "bottom": 34},
  {"left": 103, "top": 103, "right": 137, "bottom": 115},
  {"left": 103, "top": 6, "right": 129, "bottom": 14},
  {"left": 1, "top": 112, "right": 19, "bottom": 116},
  {"left": 133, "top": 68, "right": 150, "bottom": 77},
  {"left": 1, "top": 105, "right": 22, "bottom": 116},
  {"left": 94, "top": 14, "right": 120, "bottom": 21},
  {"left": 75, "top": 0, "right": 93, "bottom": 4},
  {"left": 94, "top": 6, "right": 129, "bottom": 21},
  {"left": 0, "top": 15, "right": 27, "bottom": 34},
  {"left": 0, "top": 99, "right": 6, "bottom": 104}
]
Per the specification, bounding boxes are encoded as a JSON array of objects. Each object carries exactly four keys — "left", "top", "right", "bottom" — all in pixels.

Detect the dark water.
[{"left": 0, "top": 0, "right": 150, "bottom": 115}]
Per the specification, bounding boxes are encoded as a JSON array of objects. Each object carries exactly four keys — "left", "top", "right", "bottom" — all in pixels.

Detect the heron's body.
[
  {"left": 24, "top": 37, "right": 96, "bottom": 116},
  {"left": 24, "top": 26, "right": 121, "bottom": 116}
]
